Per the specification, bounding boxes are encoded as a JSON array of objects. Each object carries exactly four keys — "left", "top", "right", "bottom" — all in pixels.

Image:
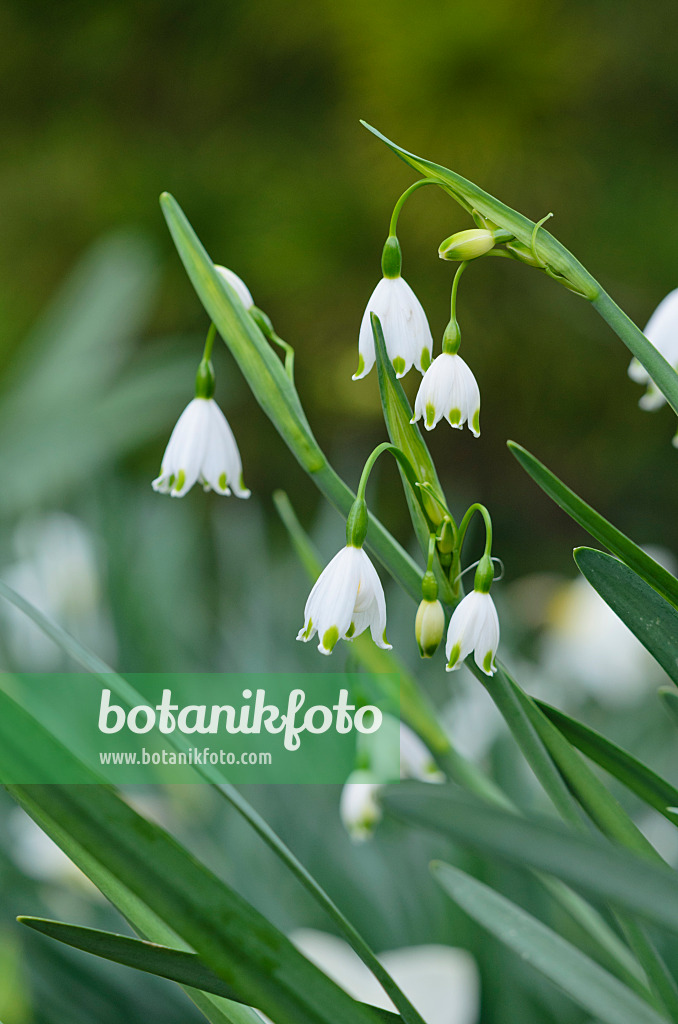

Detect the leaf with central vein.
[
  {"left": 381, "top": 782, "right": 678, "bottom": 934},
  {"left": 574, "top": 547, "right": 678, "bottom": 687},
  {"left": 507, "top": 442, "right": 678, "bottom": 609},
  {"left": 432, "top": 862, "right": 669, "bottom": 1024}
]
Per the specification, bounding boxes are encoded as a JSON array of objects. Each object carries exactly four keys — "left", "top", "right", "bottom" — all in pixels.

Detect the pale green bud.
[
  {"left": 439, "top": 228, "right": 495, "bottom": 262},
  {"left": 415, "top": 598, "right": 446, "bottom": 658}
]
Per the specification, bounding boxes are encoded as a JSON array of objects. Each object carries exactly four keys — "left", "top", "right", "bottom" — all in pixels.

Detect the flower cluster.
[{"left": 354, "top": 236, "right": 482, "bottom": 438}]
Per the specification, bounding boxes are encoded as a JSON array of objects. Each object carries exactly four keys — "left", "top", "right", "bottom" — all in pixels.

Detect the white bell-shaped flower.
[
  {"left": 152, "top": 397, "right": 250, "bottom": 498},
  {"left": 215, "top": 265, "right": 254, "bottom": 309},
  {"left": 446, "top": 590, "right": 500, "bottom": 676},
  {"left": 628, "top": 287, "right": 678, "bottom": 411},
  {"left": 411, "top": 352, "right": 480, "bottom": 435},
  {"left": 339, "top": 772, "right": 383, "bottom": 841},
  {"left": 354, "top": 276, "right": 433, "bottom": 380},
  {"left": 297, "top": 545, "right": 391, "bottom": 655}
]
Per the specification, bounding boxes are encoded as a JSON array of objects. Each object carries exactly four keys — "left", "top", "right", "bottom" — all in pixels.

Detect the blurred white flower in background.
[
  {"left": 542, "top": 572, "right": 663, "bottom": 706},
  {"left": 0, "top": 512, "right": 116, "bottom": 670},
  {"left": 291, "top": 929, "right": 480, "bottom": 1024},
  {"left": 340, "top": 722, "right": 443, "bottom": 841},
  {"left": 6, "top": 808, "right": 95, "bottom": 890},
  {"left": 628, "top": 287, "right": 678, "bottom": 412}
]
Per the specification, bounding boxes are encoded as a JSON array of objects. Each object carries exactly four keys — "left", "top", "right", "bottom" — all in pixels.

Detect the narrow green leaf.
[
  {"left": 537, "top": 700, "right": 678, "bottom": 824},
  {"left": 10, "top": 790, "right": 258, "bottom": 1024},
  {"left": 659, "top": 687, "right": 678, "bottom": 729},
  {"left": 371, "top": 315, "right": 454, "bottom": 602},
  {"left": 18, "top": 919, "right": 239, "bottom": 1002},
  {"left": 470, "top": 663, "right": 586, "bottom": 829},
  {"left": 10, "top": 782, "right": 383, "bottom": 1024},
  {"left": 592, "top": 288, "right": 678, "bottom": 420},
  {"left": 432, "top": 862, "right": 669, "bottom": 1024},
  {"left": 574, "top": 547, "right": 678, "bottom": 687},
  {"left": 381, "top": 783, "right": 678, "bottom": 934},
  {"left": 489, "top": 666, "right": 660, "bottom": 857},
  {"left": 507, "top": 442, "right": 678, "bottom": 609},
  {"left": 17, "top": 919, "right": 401, "bottom": 1024}
]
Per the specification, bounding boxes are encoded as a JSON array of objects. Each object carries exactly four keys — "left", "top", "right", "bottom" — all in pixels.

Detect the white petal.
[
  {"left": 628, "top": 288, "right": 678, "bottom": 411},
  {"left": 446, "top": 355, "right": 480, "bottom": 435},
  {"left": 644, "top": 287, "right": 678, "bottom": 364},
  {"left": 446, "top": 591, "right": 499, "bottom": 675},
  {"left": 627, "top": 356, "right": 649, "bottom": 384},
  {"left": 215, "top": 265, "right": 254, "bottom": 309},
  {"left": 339, "top": 776, "right": 383, "bottom": 840},
  {"left": 298, "top": 547, "right": 361, "bottom": 654},
  {"left": 153, "top": 399, "right": 210, "bottom": 497},
  {"left": 413, "top": 353, "right": 456, "bottom": 429},
  {"left": 355, "top": 276, "right": 432, "bottom": 379},
  {"left": 354, "top": 549, "right": 391, "bottom": 648},
  {"left": 201, "top": 400, "right": 250, "bottom": 497}
]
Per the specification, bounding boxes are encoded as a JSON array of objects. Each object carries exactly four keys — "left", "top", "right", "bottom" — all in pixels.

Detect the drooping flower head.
[
  {"left": 152, "top": 397, "right": 250, "bottom": 498},
  {"left": 353, "top": 236, "right": 433, "bottom": 380},
  {"left": 297, "top": 544, "right": 391, "bottom": 655},
  {"left": 411, "top": 351, "right": 480, "bottom": 435},
  {"left": 297, "top": 493, "right": 391, "bottom": 655},
  {"left": 152, "top": 313, "right": 250, "bottom": 499},
  {"left": 446, "top": 554, "right": 500, "bottom": 676},
  {"left": 628, "top": 287, "right": 678, "bottom": 413}
]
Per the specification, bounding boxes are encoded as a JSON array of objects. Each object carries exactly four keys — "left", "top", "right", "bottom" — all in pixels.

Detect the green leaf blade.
[
  {"left": 382, "top": 783, "right": 678, "bottom": 934},
  {"left": 432, "top": 862, "right": 668, "bottom": 1024},
  {"left": 508, "top": 442, "right": 678, "bottom": 609},
  {"left": 536, "top": 700, "right": 678, "bottom": 823},
  {"left": 574, "top": 547, "right": 678, "bottom": 687}
]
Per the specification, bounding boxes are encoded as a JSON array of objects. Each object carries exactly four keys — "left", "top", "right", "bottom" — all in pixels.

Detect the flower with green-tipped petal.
[
  {"left": 354, "top": 235, "right": 432, "bottom": 379},
  {"left": 297, "top": 545, "right": 391, "bottom": 656},
  {"left": 152, "top": 397, "right": 250, "bottom": 498},
  {"left": 411, "top": 352, "right": 480, "bottom": 435},
  {"left": 445, "top": 590, "right": 500, "bottom": 676}
]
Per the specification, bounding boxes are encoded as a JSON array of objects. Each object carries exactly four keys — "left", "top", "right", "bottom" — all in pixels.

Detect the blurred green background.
[
  {"left": 1, "top": 1, "right": 678, "bottom": 1022},
  {"left": 2, "top": 0, "right": 678, "bottom": 573}
]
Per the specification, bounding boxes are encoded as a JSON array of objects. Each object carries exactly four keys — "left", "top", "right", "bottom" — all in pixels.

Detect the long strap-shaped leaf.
[
  {"left": 381, "top": 783, "right": 678, "bottom": 936},
  {"left": 537, "top": 700, "right": 678, "bottom": 824},
  {"left": 507, "top": 442, "right": 678, "bottom": 609},
  {"left": 18, "top": 919, "right": 399, "bottom": 1024},
  {"left": 574, "top": 547, "right": 678, "bottom": 687},
  {"left": 9, "top": 781, "right": 383, "bottom": 1024},
  {"left": 431, "top": 861, "right": 669, "bottom": 1024}
]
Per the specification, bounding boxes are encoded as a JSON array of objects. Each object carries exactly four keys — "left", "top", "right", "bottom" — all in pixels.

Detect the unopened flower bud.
[
  {"left": 415, "top": 597, "right": 446, "bottom": 658},
  {"left": 439, "top": 228, "right": 495, "bottom": 262}
]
